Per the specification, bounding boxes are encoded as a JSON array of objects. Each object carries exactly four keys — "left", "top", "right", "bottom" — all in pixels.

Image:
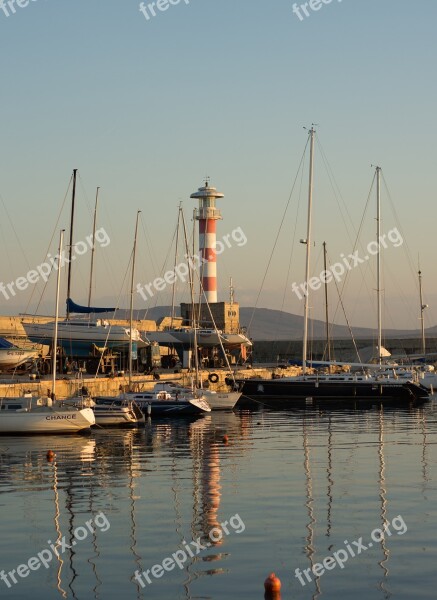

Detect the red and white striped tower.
[{"left": 190, "top": 180, "right": 224, "bottom": 303}]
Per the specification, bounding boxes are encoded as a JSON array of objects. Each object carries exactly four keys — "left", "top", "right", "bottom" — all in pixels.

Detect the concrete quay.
[{"left": 0, "top": 366, "right": 302, "bottom": 399}]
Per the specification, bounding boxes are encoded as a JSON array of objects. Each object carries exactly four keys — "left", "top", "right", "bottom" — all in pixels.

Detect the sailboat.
[
  {"left": 83, "top": 211, "right": 147, "bottom": 426},
  {"left": 0, "top": 231, "right": 96, "bottom": 434},
  {"left": 152, "top": 209, "right": 241, "bottom": 410},
  {"left": 22, "top": 170, "right": 146, "bottom": 360},
  {"left": 233, "top": 129, "right": 429, "bottom": 406},
  {"left": 93, "top": 211, "right": 211, "bottom": 417}
]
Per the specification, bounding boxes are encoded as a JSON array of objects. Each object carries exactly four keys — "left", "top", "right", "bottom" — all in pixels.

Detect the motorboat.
[
  {"left": 0, "top": 338, "right": 37, "bottom": 370},
  {"left": 152, "top": 381, "right": 241, "bottom": 410},
  {"left": 96, "top": 383, "right": 212, "bottom": 416}
]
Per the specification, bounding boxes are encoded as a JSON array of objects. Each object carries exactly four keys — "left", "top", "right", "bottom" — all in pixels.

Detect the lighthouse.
[{"left": 190, "top": 180, "right": 224, "bottom": 303}]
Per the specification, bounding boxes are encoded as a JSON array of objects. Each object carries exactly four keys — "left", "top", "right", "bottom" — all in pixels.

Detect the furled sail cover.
[{"left": 66, "top": 298, "right": 116, "bottom": 314}]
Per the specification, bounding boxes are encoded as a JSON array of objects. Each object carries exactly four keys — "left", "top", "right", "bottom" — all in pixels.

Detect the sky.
[{"left": 0, "top": 0, "right": 436, "bottom": 332}]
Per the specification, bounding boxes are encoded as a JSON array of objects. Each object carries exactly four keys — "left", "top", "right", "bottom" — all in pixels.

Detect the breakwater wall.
[{"left": 252, "top": 338, "right": 437, "bottom": 363}]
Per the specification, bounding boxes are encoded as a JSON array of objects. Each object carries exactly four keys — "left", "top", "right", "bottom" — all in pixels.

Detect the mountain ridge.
[{"left": 112, "top": 305, "right": 432, "bottom": 341}]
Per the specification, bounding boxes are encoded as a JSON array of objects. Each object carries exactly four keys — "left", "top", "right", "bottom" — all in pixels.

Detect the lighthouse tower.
[{"left": 190, "top": 180, "right": 224, "bottom": 304}]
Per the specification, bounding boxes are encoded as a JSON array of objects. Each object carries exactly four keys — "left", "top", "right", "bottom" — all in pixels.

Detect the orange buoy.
[
  {"left": 264, "top": 572, "right": 281, "bottom": 593},
  {"left": 222, "top": 434, "right": 229, "bottom": 444},
  {"left": 46, "top": 450, "right": 55, "bottom": 461}
]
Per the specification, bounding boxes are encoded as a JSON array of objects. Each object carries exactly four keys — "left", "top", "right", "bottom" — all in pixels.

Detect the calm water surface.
[{"left": 0, "top": 402, "right": 436, "bottom": 599}]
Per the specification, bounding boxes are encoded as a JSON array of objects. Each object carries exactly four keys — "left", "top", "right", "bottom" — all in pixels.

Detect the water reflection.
[{"left": 0, "top": 406, "right": 435, "bottom": 600}]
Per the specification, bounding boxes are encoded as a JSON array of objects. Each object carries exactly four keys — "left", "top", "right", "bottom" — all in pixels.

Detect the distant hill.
[
  {"left": 238, "top": 307, "right": 422, "bottom": 341},
  {"left": 239, "top": 307, "right": 354, "bottom": 340},
  {"left": 104, "top": 305, "right": 430, "bottom": 342}
]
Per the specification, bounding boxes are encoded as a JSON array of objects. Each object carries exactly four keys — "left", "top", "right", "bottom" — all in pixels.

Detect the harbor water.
[{"left": 0, "top": 402, "right": 436, "bottom": 599}]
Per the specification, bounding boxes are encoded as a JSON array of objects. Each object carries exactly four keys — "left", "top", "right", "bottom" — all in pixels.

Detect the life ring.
[{"left": 208, "top": 373, "right": 219, "bottom": 383}]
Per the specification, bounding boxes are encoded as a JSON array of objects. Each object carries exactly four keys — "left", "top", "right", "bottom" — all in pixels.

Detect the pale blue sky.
[{"left": 0, "top": 0, "right": 436, "bottom": 330}]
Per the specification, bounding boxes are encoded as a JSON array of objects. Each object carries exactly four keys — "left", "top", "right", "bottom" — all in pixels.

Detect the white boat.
[
  {"left": 0, "top": 230, "right": 96, "bottom": 434},
  {"left": 61, "top": 391, "right": 145, "bottom": 426},
  {"left": 0, "top": 395, "right": 95, "bottom": 434},
  {"left": 0, "top": 338, "right": 37, "bottom": 370},
  {"left": 152, "top": 381, "right": 240, "bottom": 410},
  {"left": 143, "top": 327, "right": 251, "bottom": 349},
  {"left": 22, "top": 318, "right": 145, "bottom": 357},
  {"left": 77, "top": 395, "right": 144, "bottom": 426},
  {"left": 102, "top": 383, "right": 212, "bottom": 416},
  {"left": 92, "top": 398, "right": 144, "bottom": 426},
  {"left": 373, "top": 366, "right": 437, "bottom": 392}
]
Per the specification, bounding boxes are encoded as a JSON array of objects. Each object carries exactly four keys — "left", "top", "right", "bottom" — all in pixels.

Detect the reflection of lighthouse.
[{"left": 190, "top": 180, "right": 224, "bottom": 303}]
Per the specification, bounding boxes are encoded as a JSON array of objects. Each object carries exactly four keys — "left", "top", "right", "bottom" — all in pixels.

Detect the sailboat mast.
[
  {"left": 181, "top": 209, "right": 199, "bottom": 379},
  {"left": 376, "top": 166, "right": 382, "bottom": 366},
  {"left": 66, "top": 168, "right": 77, "bottom": 320},
  {"left": 129, "top": 210, "right": 141, "bottom": 386},
  {"left": 302, "top": 127, "right": 315, "bottom": 375},
  {"left": 170, "top": 205, "right": 182, "bottom": 326},
  {"left": 418, "top": 269, "right": 426, "bottom": 355},
  {"left": 88, "top": 186, "right": 99, "bottom": 307},
  {"left": 52, "top": 229, "right": 65, "bottom": 398},
  {"left": 323, "top": 241, "right": 331, "bottom": 363}
]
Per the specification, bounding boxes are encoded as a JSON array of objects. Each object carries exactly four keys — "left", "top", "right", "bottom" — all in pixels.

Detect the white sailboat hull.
[
  {"left": 150, "top": 382, "right": 240, "bottom": 410},
  {"left": 201, "top": 390, "right": 241, "bottom": 410},
  {"left": 22, "top": 320, "right": 145, "bottom": 357},
  {"left": 0, "top": 404, "right": 95, "bottom": 434},
  {"left": 23, "top": 320, "right": 141, "bottom": 343}
]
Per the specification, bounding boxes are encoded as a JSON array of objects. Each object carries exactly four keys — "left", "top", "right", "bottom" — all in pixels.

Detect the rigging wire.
[
  {"left": 330, "top": 250, "right": 363, "bottom": 364},
  {"left": 279, "top": 146, "right": 306, "bottom": 313},
  {"left": 24, "top": 173, "right": 74, "bottom": 316},
  {"left": 316, "top": 136, "right": 359, "bottom": 247},
  {"left": 381, "top": 172, "right": 420, "bottom": 293},
  {"left": 329, "top": 170, "right": 377, "bottom": 329},
  {"left": 247, "top": 139, "right": 310, "bottom": 334}
]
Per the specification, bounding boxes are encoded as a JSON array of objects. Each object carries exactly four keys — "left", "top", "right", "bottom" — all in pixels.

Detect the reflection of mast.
[
  {"left": 326, "top": 416, "right": 333, "bottom": 538},
  {"left": 66, "top": 484, "right": 79, "bottom": 598},
  {"left": 377, "top": 409, "right": 390, "bottom": 593},
  {"left": 86, "top": 477, "right": 103, "bottom": 600},
  {"left": 49, "top": 457, "right": 68, "bottom": 598},
  {"left": 127, "top": 431, "right": 142, "bottom": 599},
  {"left": 303, "top": 418, "right": 321, "bottom": 599},
  {"left": 420, "top": 411, "right": 430, "bottom": 492}
]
